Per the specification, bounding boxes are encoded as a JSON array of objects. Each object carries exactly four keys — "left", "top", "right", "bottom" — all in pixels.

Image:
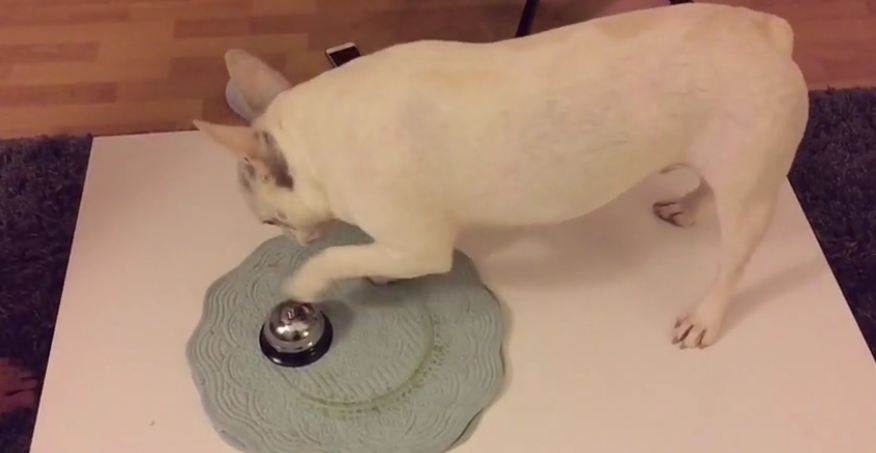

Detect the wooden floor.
[{"left": 0, "top": 0, "right": 874, "bottom": 138}]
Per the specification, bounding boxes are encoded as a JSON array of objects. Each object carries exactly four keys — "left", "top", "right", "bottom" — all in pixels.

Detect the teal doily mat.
[{"left": 187, "top": 224, "right": 505, "bottom": 452}]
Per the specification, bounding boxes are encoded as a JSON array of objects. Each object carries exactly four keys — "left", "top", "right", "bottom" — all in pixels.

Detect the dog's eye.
[{"left": 262, "top": 219, "right": 279, "bottom": 226}]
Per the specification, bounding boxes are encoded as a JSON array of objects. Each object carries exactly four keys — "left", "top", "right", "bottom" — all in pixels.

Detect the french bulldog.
[{"left": 195, "top": 4, "right": 808, "bottom": 348}]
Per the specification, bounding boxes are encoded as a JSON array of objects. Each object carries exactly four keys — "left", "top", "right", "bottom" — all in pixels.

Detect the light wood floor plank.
[{"left": 0, "top": 0, "right": 873, "bottom": 138}]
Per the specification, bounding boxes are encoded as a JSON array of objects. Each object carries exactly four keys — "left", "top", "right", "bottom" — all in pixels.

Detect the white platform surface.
[{"left": 30, "top": 132, "right": 876, "bottom": 453}]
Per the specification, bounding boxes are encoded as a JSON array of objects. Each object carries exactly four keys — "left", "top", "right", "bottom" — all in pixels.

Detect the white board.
[{"left": 30, "top": 131, "right": 876, "bottom": 453}]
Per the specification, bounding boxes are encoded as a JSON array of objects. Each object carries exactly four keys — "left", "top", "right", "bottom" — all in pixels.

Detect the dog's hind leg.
[
  {"left": 672, "top": 180, "right": 779, "bottom": 348},
  {"left": 671, "top": 98, "right": 806, "bottom": 348}
]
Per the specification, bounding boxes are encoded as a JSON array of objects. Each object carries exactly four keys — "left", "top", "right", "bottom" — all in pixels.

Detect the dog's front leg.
[
  {"left": 366, "top": 276, "right": 397, "bottom": 285},
  {"left": 282, "top": 242, "right": 454, "bottom": 302}
]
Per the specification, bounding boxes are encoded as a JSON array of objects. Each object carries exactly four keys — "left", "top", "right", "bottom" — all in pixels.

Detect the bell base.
[{"left": 259, "top": 316, "right": 333, "bottom": 368}]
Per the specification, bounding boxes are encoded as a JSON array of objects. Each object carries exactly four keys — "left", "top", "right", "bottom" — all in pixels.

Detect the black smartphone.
[{"left": 325, "top": 43, "right": 361, "bottom": 68}]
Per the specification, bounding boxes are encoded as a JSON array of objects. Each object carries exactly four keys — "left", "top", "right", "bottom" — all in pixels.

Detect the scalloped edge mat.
[{"left": 187, "top": 224, "right": 506, "bottom": 453}]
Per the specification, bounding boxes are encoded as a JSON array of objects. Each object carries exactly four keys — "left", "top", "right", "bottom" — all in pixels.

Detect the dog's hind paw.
[
  {"left": 671, "top": 309, "right": 723, "bottom": 349},
  {"left": 653, "top": 200, "right": 697, "bottom": 227}
]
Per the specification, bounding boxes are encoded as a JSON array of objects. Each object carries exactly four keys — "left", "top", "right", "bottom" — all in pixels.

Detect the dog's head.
[{"left": 194, "top": 50, "right": 332, "bottom": 245}]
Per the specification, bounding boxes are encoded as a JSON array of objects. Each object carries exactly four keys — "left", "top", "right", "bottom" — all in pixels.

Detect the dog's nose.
[
  {"left": 288, "top": 229, "right": 322, "bottom": 246},
  {"left": 305, "top": 230, "right": 325, "bottom": 243},
  {"left": 292, "top": 231, "right": 310, "bottom": 245}
]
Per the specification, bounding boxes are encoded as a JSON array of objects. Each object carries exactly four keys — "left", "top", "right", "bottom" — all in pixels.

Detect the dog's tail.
[{"left": 760, "top": 14, "right": 794, "bottom": 57}]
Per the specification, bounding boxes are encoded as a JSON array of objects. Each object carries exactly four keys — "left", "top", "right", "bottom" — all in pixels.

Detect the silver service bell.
[{"left": 259, "top": 301, "right": 333, "bottom": 367}]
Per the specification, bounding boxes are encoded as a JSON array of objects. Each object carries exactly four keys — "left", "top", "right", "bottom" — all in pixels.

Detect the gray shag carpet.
[
  {"left": 1, "top": 88, "right": 875, "bottom": 451},
  {"left": 788, "top": 89, "right": 876, "bottom": 352},
  {"left": 0, "top": 136, "right": 91, "bottom": 453}
]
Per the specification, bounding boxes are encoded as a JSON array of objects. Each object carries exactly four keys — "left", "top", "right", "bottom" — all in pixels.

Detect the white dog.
[{"left": 195, "top": 4, "right": 809, "bottom": 348}]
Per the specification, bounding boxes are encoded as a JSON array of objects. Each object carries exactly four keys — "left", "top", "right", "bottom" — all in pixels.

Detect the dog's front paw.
[
  {"left": 672, "top": 308, "right": 724, "bottom": 349},
  {"left": 282, "top": 275, "right": 330, "bottom": 303}
]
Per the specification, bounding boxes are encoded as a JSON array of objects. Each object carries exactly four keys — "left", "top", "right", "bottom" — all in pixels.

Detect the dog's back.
[{"left": 269, "top": 3, "right": 805, "bottom": 228}]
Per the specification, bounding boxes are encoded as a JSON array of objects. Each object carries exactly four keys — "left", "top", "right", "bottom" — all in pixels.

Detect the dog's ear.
[
  {"left": 194, "top": 120, "right": 294, "bottom": 188},
  {"left": 194, "top": 120, "right": 268, "bottom": 172},
  {"left": 225, "top": 49, "right": 291, "bottom": 116}
]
